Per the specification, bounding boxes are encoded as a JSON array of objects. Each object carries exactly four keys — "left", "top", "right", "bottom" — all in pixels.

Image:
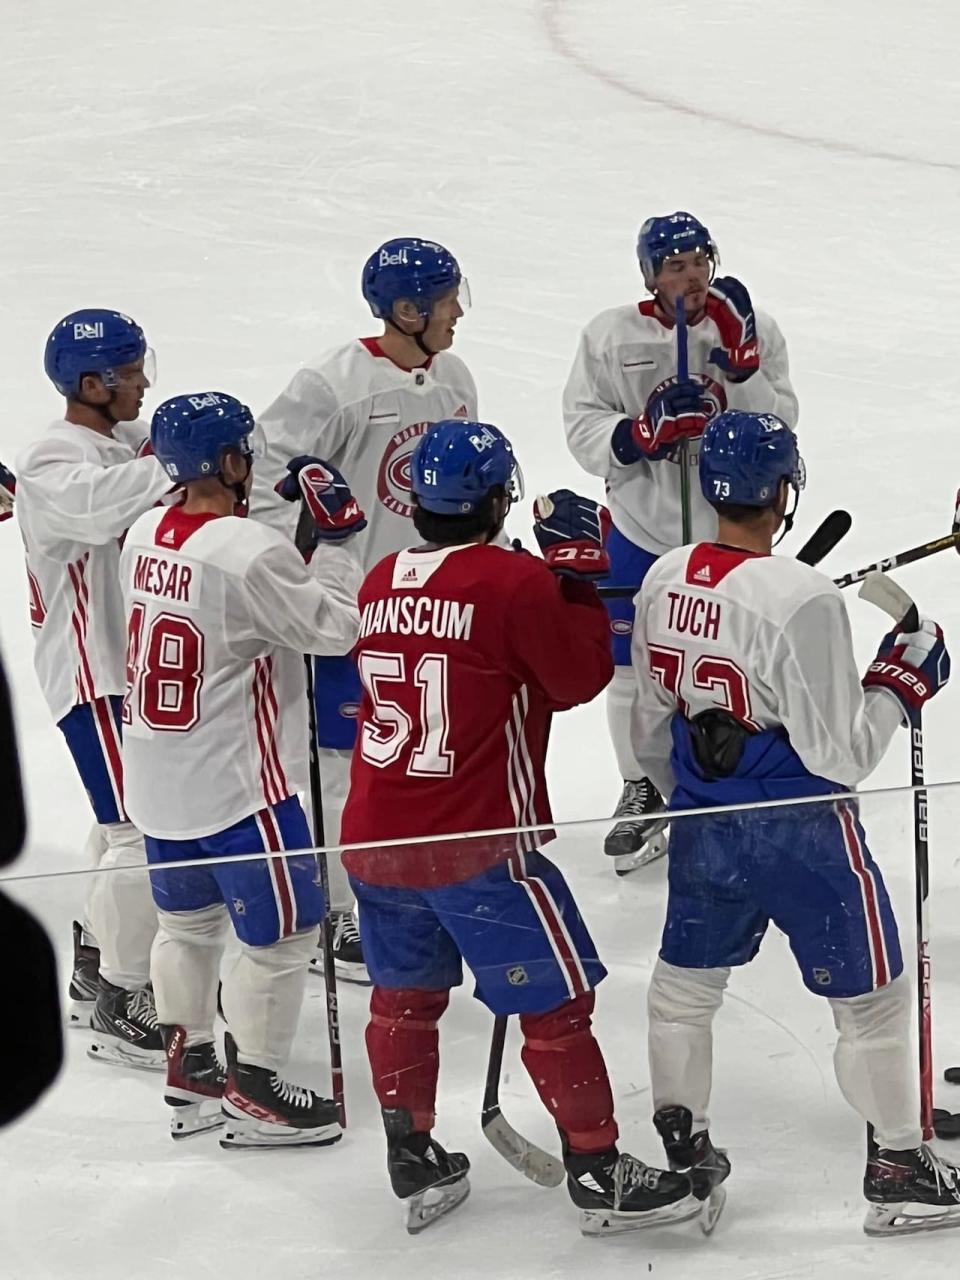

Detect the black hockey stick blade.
[
  {"left": 481, "top": 1017, "right": 565, "bottom": 1187},
  {"left": 794, "top": 509, "right": 852, "bottom": 567},
  {"left": 932, "top": 1109, "right": 960, "bottom": 1140},
  {"left": 945, "top": 1067, "right": 960, "bottom": 1085}
]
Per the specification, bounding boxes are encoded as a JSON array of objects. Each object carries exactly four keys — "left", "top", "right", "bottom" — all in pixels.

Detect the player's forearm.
[
  {"left": 564, "top": 405, "right": 631, "bottom": 477},
  {"left": 19, "top": 456, "right": 168, "bottom": 547}
]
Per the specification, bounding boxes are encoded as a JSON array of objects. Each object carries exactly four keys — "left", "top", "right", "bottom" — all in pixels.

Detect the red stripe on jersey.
[
  {"left": 91, "top": 696, "right": 127, "bottom": 820},
  {"left": 509, "top": 850, "right": 588, "bottom": 1000},
  {"left": 67, "top": 557, "right": 97, "bottom": 702},
  {"left": 838, "top": 802, "right": 889, "bottom": 988},
  {"left": 256, "top": 807, "right": 296, "bottom": 937},
  {"left": 259, "top": 657, "right": 289, "bottom": 799},
  {"left": 252, "top": 660, "right": 285, "bottom": 806}
]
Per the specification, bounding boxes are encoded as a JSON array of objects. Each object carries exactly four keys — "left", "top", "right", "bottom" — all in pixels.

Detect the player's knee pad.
[
  {"left": 647, "top": 957, "right": 729, "bottom": 1027},
  {"left": 240, "top": 925, "right": 316, "bottom": 969},
  {"left": 830, "top": 972, "right": 911, "bottom": 1045},
  {"left": 98, "top": 821, "right": 146, "bottom": 867},
  {"left": 519, "top": 991, "right": 596, "bottom": 1049},
  {"left": 369, "top": 986, "right": 450, "bottom": 1032},
  {"left": 156, "top": 904, "right": 229, "bottom": 947}
]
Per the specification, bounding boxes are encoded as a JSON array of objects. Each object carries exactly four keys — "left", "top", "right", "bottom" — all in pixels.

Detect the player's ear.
[
  {"left": 76, "top": 373, "right": 109, "bottom": 403},
  {"left": 219, "top": 448, "right": 248, "bottom": 487},
  {"left": 391, "top": 299, "right": 422, "bottom": 330}
]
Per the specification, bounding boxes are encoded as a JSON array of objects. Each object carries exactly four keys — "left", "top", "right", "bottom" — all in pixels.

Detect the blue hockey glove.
[
  {"left": 706, "top": 276, "right": 760, "bottom": 382},
  {"left": 863, "top": 618, "right": 950, "bottom": 719},
  {"left": 275, "top": 456, "right": 367, "bottom": 545},
  {"left": 533, "top": 490, "right": 611, "bottom": 578}
]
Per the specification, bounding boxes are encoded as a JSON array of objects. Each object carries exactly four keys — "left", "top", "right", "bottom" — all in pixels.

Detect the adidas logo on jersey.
[
  {"left": 160, "top": 528, "right": 176, "bottom": 545},
  {"left": 400, "top": 566, "right": 419, "bottom": 583},
  {"left": 454, "top": 404, "right": 468, "bottom": 417},
  {"left": 693, "top": 565, "right": 712, "bottom": 583}
]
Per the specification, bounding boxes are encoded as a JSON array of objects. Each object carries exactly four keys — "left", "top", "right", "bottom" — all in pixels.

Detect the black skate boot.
[
  {"left": 162, "top": 1025, "right": 227, "bottom": 1140},
  {"left": 67, "top": 920, "right": 100, "bottom": 1028},
  {"left": 220, "top": 1032, "right": 342, "bottom": 1149},
  {"left": 88, "top": 979, "right": 164, "bottom": 1071},
  {"left": 863, "top": 1132, "right": 960, "bottom": 1236},
  {"left": 654, "top": 1105, "right": 730, "bottom": 1235},
  {"left": 309, "top": 911, "right": 370, "bottom": 984},
  {"left": 383, "top": 1107, "right": 470, "bottom": 1234},
  {"left": 565, "top": 1144, "right": 697, "bottom": 1236},
  {"left": 604, "top": 779, "right": 668, "bottom": 874}
]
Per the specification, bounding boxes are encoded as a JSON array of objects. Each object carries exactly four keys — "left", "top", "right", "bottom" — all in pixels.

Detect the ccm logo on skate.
[{"left": 225, "top": 1087, "right": 286, "bottom": 1125}]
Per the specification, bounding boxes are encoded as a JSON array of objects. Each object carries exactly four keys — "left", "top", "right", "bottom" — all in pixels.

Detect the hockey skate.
[
  {"left": 309, "top": 911, "right": 370, "bottom": 984},
  {"left": 565, "top": 1146, "right": 698, "bottom": 1236},
  {"left": 383, "top": 1108, "right": 471, "bottom": 1234},
  {"left": 654, "top": 1105, "right": 730, "bottom": 1235},
  {"left": 220, "top": 1033, "right": 342, "bottom": 1150},
  {"left": 863, "top": 1141, "right": 960, "bottom": 1236},
  {"left": 604, "top": 779, "right": 668, "bottom": 875},
  {"left": 87, "top": 979, "right": 165, "bottom": 1071},
  {"left": 162, "top": 1025, "right": 227, "bottom": 1140},
  {"left": 66, "top": 920, "right": 100, "bottom": 1028}
]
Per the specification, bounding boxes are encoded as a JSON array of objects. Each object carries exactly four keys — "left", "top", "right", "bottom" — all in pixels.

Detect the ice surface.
[{"left": 2, "top": 1, "right": 960, "bottom": 1276}]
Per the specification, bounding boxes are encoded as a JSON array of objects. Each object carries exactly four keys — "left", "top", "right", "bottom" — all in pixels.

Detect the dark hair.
[
  {"left": 412, "top": 487, "right": 503, "bottom": 545},
  {"left": 711, "top": 500, "right": 768, "bottom": 523}
]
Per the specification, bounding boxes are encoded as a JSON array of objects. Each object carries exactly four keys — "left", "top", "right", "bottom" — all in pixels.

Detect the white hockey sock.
[
  {"left": 647, "top": 958, "right": 729, "bottom": 1128},
  {"left": 85, "top": 822, "right": 158, "bottom": 989},
  {"left": 151, "top": 905, "right": 228, "bottom": 1043},
  {"left": 222, "top": 928, "right": 315, "bottom": 1072},
  {"left": 315, "top": 746, "right": 355, "bottom": 914},
  {"left": 80, "top": 822, "right": 106, "bottom": 943},
  {"left": 830, "top": 975, "right": 922, "bottom": 1150},
  {"left": 606, "top": 666, "right": 644, "bottom": 782}
]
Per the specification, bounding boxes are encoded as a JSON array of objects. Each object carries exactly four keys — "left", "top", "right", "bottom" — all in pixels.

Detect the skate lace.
[
  {"left": 615, "top": 779, "right": 658, "bottom": 820},
  {"left": 615, "top": 1154, "right": 663, "bottom": 1198},
  {"left": 270, "top": 1075, "right": 314, "bottom": 1109},
  {"left": 919, "top": 1145, "right": 959, "bottom": 1194},
  {"left": 333, "top": 913, "right": 361, "bottom": 945},
  {"left": 126, "top": 987, "right": 159, "bottom": 1030}
]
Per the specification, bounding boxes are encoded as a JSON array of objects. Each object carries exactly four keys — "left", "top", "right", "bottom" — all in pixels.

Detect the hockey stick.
[
  {"left": 858, "top": 572, "right": 942, "bottom": 1142},
  {"left": 596, "top": 507, "right": 853, "bottom": 598},
  {"left": 675, "top": 296, "right": 692, "bottom": 544},
  {"left": 832, "top": 530, "right": 960, "bottom": 590},
  {"left": 481, "top": 1015, "right": 565, "bottom": 1187},
  {"left": 304, "top": 654, "right": 346, "bottom": 1128}
]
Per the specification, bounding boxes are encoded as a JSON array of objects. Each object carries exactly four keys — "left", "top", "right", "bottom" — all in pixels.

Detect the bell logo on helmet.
[
  {"left": 73, "top": 322, "right": 104, "bottom": 340},
  {"left": 468, "top": 427, "right": 498, "bottom": 454},
  {"left": 188, "top": 393, "right": 225, "bottom": 411},
  {"left": 379, "top": 247, "right": 409, "bottom": 267}
]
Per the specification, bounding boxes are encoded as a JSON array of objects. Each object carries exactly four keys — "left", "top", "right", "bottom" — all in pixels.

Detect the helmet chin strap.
[
  {"left": 218, "top": 453, "right": 252, "bottom": 517},
  {"left": 385, "top": 313, "right": 436, "bottom": 359},
  {"left": 772, "top": 488, "right": 799, "bottom": 548}
]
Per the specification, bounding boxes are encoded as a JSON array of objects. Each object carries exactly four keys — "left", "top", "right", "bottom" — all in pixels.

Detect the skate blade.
[
  {"left": 168, "top": 1101, "right": 226, "bottom": 1140},
  {"left": 309, "top": 955, "right": 371, "bottom": 986},
  {"left": 613, "top": 832, "right": 668, "bottom": 877},
  {"left": 87, "top": 1038, "right": 165, "bottom": 1072},
  {"left": 219, "top": 1117, "right": 343, "bottom": 1150},
  {"left": 863, "top": 1201, "right": 960, "bottom": 1237},
  {"left": 579, "top": 1193, "right": 700, "bottom": 1237},
  {"left": 404, "top": 1177, "right": 470, "bottom": 1234},
  {"left": 699, "top": 1186, "right": 727, "bottom": 1236}
]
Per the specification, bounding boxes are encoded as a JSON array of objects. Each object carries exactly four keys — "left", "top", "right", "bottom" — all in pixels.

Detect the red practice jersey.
[{"left": 341, "top": 542, "right": 613, "bottom": 887}]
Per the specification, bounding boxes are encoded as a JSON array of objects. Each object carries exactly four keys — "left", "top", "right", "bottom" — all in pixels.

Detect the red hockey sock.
[
  {"left": 520, "top": 991, "right": 618, "bottom": 1155},
  {"left": 366, "top": 986, "right": 450, "bottom": 1132}
]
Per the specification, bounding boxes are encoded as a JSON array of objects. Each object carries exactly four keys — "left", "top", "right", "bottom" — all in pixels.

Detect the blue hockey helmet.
[
  {"left": 151, "top": 392, "right": 255, "bottom": 485},
  {"left": 44, "top": 309, "right": 154, "bottom": 397},
  {"left": 410, "top": 419, "right": 522, "bottom": 515},
  {"left": 637, "top": 212, "right": 718, "bottom": 288},
  {"left": 361, "top": 238, "right": 469, "bottom": 320},
  {"left": 699, "top": 411, "right": 805, "bottom": 508}
]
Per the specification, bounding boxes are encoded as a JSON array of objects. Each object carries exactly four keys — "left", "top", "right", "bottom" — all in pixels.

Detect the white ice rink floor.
[{"left": 4, "top": 2, "right": 960, "bottom": 1276}]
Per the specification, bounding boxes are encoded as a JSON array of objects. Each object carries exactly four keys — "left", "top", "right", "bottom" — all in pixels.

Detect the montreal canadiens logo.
[
  {"left": 377, "top": 421, "right": 433, "bottom": 517},
  {"left": 338, "top": 701, "right": 361, "bottom": 720},
  {"left": 610, "top": 619, "right": 632, "bottom": 636}
]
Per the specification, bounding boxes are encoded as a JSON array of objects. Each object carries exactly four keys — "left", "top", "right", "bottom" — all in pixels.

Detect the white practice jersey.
[
  {"left": 15, "top": 419, "right": 170, "bottom": 723},
  {"left": 563, "top": 301, "right": 798, "bottom": 555},
  {"left": 120, "top": 506, "right": 361, "bottom": 840},
  {"left": 250, "top": 337, "right": 478, "bottom": 571},
  {"left": 631, "top": 543, "right": 903, "bottom": 799}
]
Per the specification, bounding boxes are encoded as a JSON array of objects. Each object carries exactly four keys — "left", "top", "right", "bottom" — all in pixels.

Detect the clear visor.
[
  {"left": 456, "top": 277, "right": 472, "bottom": 311},
  {"left": 506, "top": 459, "right": 524, "bottom": 506},
  {"left": 793, "top": 455, "right": 807, "bottom": 492},
  {"left": 100, "top": 346, "right": 157, "bottom": 390}
]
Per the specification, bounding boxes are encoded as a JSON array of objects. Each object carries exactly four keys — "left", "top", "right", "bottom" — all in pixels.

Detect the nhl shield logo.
[{"left": 506, "top": 965, "right": 529, "bottom": 987}]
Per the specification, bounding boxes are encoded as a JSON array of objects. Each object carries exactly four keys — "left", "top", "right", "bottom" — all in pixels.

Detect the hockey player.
[
  {"left": 340, "top": 419, "right": 696, "bottom": 1234},
  {"left": 563, "top": 212, "right": 797, "bottom": 873},
  {"left": 632, "top": 409, "right": 960, "bottom": 1235},
  {"left": 16, "top": 310, "right": 170, "bottom": 1068},
  {"left": 120, "top": 392, "right": 363, "bottom": 1147},
  {"left": 0, "top": 462, "right": 14, "bottom": 522},
  {"left": 250, "top": 237, "right": 478, "bottom": 981}
]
